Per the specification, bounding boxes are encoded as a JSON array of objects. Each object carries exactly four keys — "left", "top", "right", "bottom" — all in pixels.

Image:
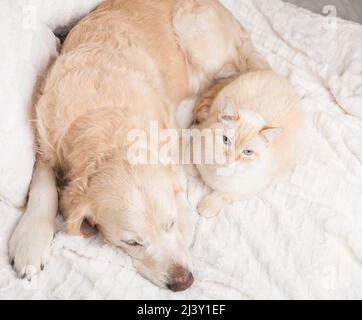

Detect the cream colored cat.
[{"left": 192, "top": 70, "right": 306, "bottom": 218}]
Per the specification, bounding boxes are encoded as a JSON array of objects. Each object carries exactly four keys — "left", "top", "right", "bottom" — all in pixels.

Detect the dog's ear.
[
  {"left": 60, "top": 189, "right": 98, "bottom": 237},
  {"left": 66, "top": 203, "right": 98, "bottom": 238},
  {"left": 80, "top": 217, "right": 98, "bottom": 238}
]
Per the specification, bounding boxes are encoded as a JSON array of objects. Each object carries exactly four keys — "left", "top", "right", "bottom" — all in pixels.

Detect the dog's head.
[{"left": 61, "top": 161, "right": 194, "bottom": 292}]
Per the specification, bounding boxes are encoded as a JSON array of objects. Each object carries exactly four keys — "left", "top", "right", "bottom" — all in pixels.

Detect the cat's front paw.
[{"left": 197, "top": 194, "right": 223, "bottom": 218}]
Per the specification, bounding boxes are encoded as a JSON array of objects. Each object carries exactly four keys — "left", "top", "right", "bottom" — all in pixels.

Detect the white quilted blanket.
[{"left": 1, "top": 0, "right": 362, "bottom": 299}]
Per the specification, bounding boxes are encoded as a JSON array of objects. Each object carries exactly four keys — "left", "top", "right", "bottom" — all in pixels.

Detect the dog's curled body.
[{"left": 9, "top": 0, "right": 269, "bottom": 289}]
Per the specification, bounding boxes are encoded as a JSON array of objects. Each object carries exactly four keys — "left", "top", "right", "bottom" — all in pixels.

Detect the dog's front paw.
[
  {"left": 197, "top": 194, "right": 223, "bottom": 218},
  {"left": 8, "top": 213, "right": 54, "bottom": 280}
]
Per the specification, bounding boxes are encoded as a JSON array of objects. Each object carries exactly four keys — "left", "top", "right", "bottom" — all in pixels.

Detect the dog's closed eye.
[
  {"left": 167, "top": 219, "right": 175, "bottom": 232},
  {"left": 123, "top": 240, "right": 143, "bottom": 247}
]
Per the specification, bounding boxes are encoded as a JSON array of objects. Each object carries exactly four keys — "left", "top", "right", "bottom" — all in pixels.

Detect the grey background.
[{"left": 283, "top": 0, "right": 362, "bottom": 24}]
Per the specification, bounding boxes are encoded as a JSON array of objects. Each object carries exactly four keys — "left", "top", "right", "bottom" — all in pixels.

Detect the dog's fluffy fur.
[
  {"left": 8, "top": 0, "right": 268, "bottom": 290},
  {"left": 192, "top": 71, "right": 306, "bottom": 218}
]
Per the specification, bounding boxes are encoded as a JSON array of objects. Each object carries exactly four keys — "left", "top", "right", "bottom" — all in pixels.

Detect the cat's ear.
[
  {"left": 260, "top": 126, "right": 284, "bottom": 144},
  {"left": 218, "top": 100, "right": 239, "bottom": 122}
]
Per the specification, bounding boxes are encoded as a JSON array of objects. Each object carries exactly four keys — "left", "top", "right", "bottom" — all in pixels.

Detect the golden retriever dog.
[{"left": 8, "top": 0, "right": 269, "bottom": 291}]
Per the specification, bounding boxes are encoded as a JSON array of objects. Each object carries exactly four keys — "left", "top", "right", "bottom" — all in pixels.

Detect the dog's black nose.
[{"left": 167, "top": 265, "right": 194, "bottom": 292}]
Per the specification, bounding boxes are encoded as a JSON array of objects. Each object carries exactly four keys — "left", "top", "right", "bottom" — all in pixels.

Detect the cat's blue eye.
[
  {"left": 223, "top": 135, "right": 232, "bottom": 146},
  {"left": 243, "top": 149, "right": 254, "bottom": 156}
]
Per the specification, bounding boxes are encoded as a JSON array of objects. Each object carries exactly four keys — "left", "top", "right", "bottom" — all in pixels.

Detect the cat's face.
[
  {"left": 199, "top": 100, "right": 283, "bottom": 167},
  {"left": 219, "top": 109, "right": 282, "bottom": 166},
  {"left": 194, "top": 99, "right": 283, "bottom": 193}
]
